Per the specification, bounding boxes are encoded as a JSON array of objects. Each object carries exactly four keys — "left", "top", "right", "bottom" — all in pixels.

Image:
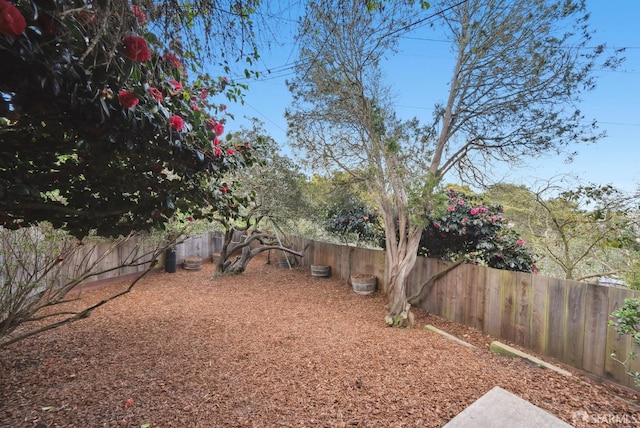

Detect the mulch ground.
[{"left": 1, "top": 256, "right": 639, "bottom": 427}]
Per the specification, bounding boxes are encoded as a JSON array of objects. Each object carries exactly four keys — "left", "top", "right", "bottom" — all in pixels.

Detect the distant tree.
[
  {"left": 286, "top": 0, "right": 610, "bottom": 325},
  {"left": 529, "top": 178, "right": 639, "bottom": 281}
]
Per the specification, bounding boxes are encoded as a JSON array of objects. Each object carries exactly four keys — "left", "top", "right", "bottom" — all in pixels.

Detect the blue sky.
[{"left": 226, "top": 0, "right": 639, "bottom": 193}]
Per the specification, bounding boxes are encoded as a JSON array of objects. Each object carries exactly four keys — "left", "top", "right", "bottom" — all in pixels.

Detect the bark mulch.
[{"left": 1, "top": 256, "right": 639, "bottom": 427}]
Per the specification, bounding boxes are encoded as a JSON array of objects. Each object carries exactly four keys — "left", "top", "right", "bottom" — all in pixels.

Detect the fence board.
[
  {"left": 564, "top": 280, "right": 587, "bottom": 369},
  {"left": 463, "top": 264, "right": 479, "bottom": 329},
  {"left": 530, "top": 276, "right": 550, "bottom": 356},
  {"left": 484, "top": 268, "right": 503, "bottom": 338},
  {"left": 475, "top": 266, "right": 487, "bottom": 331},
  {"left": 500, "top": 270, "right": 517, "bottom": 343},
  {"left": 514, "top": 272, "right": 532, "bottom": 349},
  {"left": 547, "top": 278, "right": 567, "bottom": 361},
  {"left": 583, "top": 283, "right": 609, "bottom": 377},
  {"left": 606, "top": 287, "right": 636, "bottom": 388}
]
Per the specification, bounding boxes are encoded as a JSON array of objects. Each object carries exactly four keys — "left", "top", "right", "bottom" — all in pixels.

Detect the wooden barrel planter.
[
  {"left": 183, "top": 257, "right": 202, "bottom": 271},
  {"left": 351, "top": 274, "right": 377, "bottom": 295},
  {"left": 278, "top": 257, "right": 297, "bottom": 268},
  {"left": 310, "top": 265, "right": 331, "bottom": 278}
]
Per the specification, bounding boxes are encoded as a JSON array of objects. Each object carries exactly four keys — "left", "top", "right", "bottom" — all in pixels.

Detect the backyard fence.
[
  {"left": 53, "top": 232, "right": 640, "bottom": 391},
  {"left": 288, "top": 236, "right": 640, "bottom": 392}
]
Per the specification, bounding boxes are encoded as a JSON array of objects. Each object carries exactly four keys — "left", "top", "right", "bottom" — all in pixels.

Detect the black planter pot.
[{"left": 165, "top": 248, "right": 177, "bottom": 273}]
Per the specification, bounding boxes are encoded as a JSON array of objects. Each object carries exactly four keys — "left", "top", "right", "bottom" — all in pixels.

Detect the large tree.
[
  {"left": 287, "top": 0, "right": 613, "bottom": 323},
  {"left": 0, "top": 0, "right": 261, "bottom": 238},
  {"left": 0, "top": 0, "right": 263, "bottom": 346}
]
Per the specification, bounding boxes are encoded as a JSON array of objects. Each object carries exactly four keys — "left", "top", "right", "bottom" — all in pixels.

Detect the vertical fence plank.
[
  {"left": 475, "top": 266, "right": 487, "bottom": 331},
  {"left": 583, "top": 283, "right": 609, "bottom": 378},
  {"left": 564, "top": 280, "right": 587, "bottom": 369},
  {"left": 500, "top": 270, "right": 517, "bottom": 343},
  {"left": 463, "top": 264, "right": 479, "bottom": 329},
  {"left": 530, "top": 275, "right": 550, "bottom": 356},
  {"left": 606, "top": 288, "right": 636, "bottom": 388},
  {"left": 547, "top": 278, "right": 567, "bottom": 361},
  {"left": 514, "top": 272, "right": 533, "bottom": 349},
  {"left": 484, "top": 268, "right": 503, "bottom": 338}
]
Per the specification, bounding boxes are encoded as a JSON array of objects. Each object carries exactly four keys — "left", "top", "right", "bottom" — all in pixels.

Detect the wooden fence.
[
  {"left": 288, "top": 237, "right": 640, "bottom": 391},
  {"left": 65, "top": 233, "right": 640, "bottom": 390}
]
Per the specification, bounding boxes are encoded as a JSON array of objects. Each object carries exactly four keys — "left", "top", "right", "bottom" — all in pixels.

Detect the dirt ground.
[{"left": 1, "top": 256, "right": 639, "bottom": 427}]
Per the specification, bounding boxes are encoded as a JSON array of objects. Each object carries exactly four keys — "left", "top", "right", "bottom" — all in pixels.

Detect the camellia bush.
[
  {"left": 609, "top": 298, "right": 640, "bottom": 386},
  {"left": 324, "top": 198, "right": 384, "bottom": 247},
  {"left": 419, "top": 190, "right": 537, "bottom": 273},
  {"left": 0, "top": 0, "right": 259, "bottom": 238}
]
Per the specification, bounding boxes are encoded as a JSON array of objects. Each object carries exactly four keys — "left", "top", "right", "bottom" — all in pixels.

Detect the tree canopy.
[{"left": 0, "top": 0, "right": 261, "bottom": 238}]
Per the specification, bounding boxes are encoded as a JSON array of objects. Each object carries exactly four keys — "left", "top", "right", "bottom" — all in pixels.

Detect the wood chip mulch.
[{"left": 1, "top": 256, "right": 639, "bottom": 427}]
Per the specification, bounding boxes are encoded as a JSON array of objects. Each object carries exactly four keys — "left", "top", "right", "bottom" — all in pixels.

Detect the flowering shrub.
[
  {"left": 324, "top": 198, "right": 383, "bottom": 246},
  {"left": 0, "top": 0, "right": 259, "bottom": 238},
  {"left": 420, "top": 190, "right": 536, "bottom": 272}
]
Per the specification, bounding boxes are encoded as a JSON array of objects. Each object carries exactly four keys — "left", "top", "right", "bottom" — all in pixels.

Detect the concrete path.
[{"left": 443, "top": 386, "right": 573, "bottom": 428}]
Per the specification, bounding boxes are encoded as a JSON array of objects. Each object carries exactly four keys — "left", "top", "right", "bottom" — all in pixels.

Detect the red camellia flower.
[
  {"left": 213, "top": 137, "right": 220, "bottom": 147},
  {"left": 168, "top": 79, "right": 182, "bottom": 91},
  {"left": 213, "top": 123, "right": 224, "bottom": 136},
  {"left": 226, "top": 148, "right": 235, "bottom": 155},
  {"left": 118, "top": 90, "right": 139, "bottom": 108},
  {"left": 214, "top": 147, "right": 223, "bottom": 157},
  {"left": 163, "top": 52, "right": 182, "bottom": 69},
  {"left": 168, "top": 115, "right": 184, "bottom": 131},
  {"left": 122, "top": 35, "right": 151, "bottom": 62},
  {"left": 131, "top": 4, "right": 146, "bottom": 24},
  {"left": 148, "top": 87, "right": 163, "bottom": 101},
  {"left": 0, "top": 0, "right": 26, "bottom": 36},
  {"left": 221, "top": 185, "right": 229, "bottom": 194}
]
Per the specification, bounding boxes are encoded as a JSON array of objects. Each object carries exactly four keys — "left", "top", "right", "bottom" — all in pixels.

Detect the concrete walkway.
[{"left": 443, "top": 386, "right": 573, "bottom": 428}]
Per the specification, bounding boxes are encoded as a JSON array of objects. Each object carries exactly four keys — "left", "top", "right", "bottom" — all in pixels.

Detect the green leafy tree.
[
  {"left": 0, "top": 0, "right": 261, "bottom": 238},
  {"left": 528, "top": 179, "right": 639, "bottom": 281},
  {"left": 286, "top": 0, "right": 609, "bottom": 325}
]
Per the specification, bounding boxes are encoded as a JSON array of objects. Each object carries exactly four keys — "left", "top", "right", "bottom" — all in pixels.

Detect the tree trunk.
[{"left": 384, "top": 225, "right": 422, "bottom": 327}]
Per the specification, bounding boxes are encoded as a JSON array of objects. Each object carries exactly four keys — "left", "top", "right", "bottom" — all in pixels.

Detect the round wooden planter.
[
  {"left": 310, "top": 265, "right": 331, "bottom": 278},
  {"left": 277, "top": 257, "right": 297, "bottom": 268},
  {"left": 183, "top": 257, "right": 202, "bottom": 271},
  {"left": 351, "top": 274, "right": 377, "bottom": 295}
]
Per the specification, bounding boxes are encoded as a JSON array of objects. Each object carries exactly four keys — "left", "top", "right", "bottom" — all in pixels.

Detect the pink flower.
[
  {"left": 122, "top": 35, "right": 151, "bottom": 62},
  {"left": 118, "top": 90, "right": 139, "bottom": 108},
  {"left": 226, "top": 148, "right": 235, "bottom": 155},
  {"left": 199, "top": 88, "right": 209, "bottom": 100},
  {"left": 213, "top": 138, "right": 220, "bottom": 147},
  {"left": 168, "top": 115, "right": 184, "bottom": 131},
  {"left": 148, "top": 87, "right": 163, "bottom": 101},
  {"left": 517, "top": 238, "right": 526, "bottom": 246},
  {"left": 433, "top": 222, "right": 440, "bottom": 229},
  {"left": 213, "top": 123, "right": 224, "bottom": 136},
  {"left": 458, "top": 200, "right": 464, "bottom": 205},
  {"left": 221, "top": 185, "right": 229, "bottom": 194},
  {"left": 0, "top": 0, "right": 26, "bottom": 36},
  {"left": 191, "top": 104, "right": 200, "bottom": 111},
  {"left": 214, "top": 147, "right": 223, "bottom": 157},
  {"left": 131, "top": 4, "right": 146, "bottom": 24},
  {"left": 447, "top": 205, "right": 456, "bottom": 212},
  {"left": 168, "top": 79, "right": 182, "bottom": 91},
  {"left": 470, "top": 208, "right": 479, "bottom": 215},
  {"left": 205, "top": 119, "right": 216, "bottom": 130},
  {"left": 163, "top": 52, "right": 182, "bottom": 69}
]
